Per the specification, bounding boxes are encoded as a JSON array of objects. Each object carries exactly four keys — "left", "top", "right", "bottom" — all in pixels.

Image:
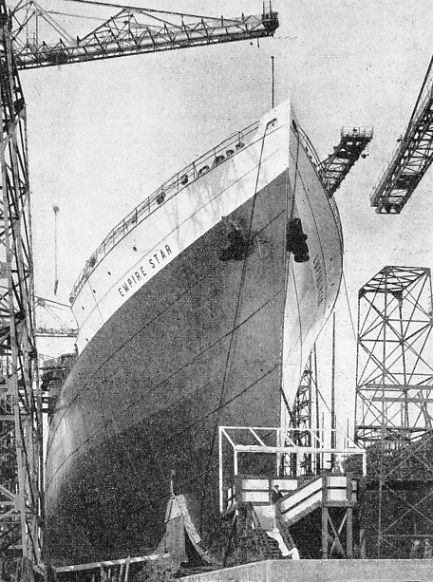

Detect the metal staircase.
[
  {"left": 219, "top": 426, "right": 366, "bottom": 560},
  {"left": 278, "top": 475, "right": 324, "bottom": 526},
  {"left": 226, "top": 502, "right": 294, "bottom": 563},
  {"left": 278, "top": 474, "right": 358, "bottom": 558}
]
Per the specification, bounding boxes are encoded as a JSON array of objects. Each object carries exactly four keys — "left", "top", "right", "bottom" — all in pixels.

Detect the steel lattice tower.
[
  {"left": 355, "top": 266, "right": 433, "bottom": 445},
  {"left": 0, "top": 2, "right": 43, "bottom": 565},
  {"left": 355, "top": 266, "right": 433, "bottom": 559}
]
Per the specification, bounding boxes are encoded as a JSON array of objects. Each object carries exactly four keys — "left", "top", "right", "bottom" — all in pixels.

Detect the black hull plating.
[{"left": 44, "top": 171, "right": 290, "bottom": 564}]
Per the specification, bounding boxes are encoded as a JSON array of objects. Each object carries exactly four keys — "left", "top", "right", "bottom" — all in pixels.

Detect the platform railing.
[
  {"left": 54, "top": 553, "right": 170, "bottom": 581},
  {"left": 218, "top": 426, "right": 366, "bottom": 514}
]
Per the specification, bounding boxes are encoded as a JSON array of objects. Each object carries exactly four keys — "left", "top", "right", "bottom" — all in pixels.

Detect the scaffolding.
[
  {"left": 0, "top": 0, "right": 43, "bottom": 564},
  {"left": 287, "top": 349, "right": 322, "bottom": 475},
  {"left": 355, "top": 266, "right": 433, "bottom": 558}
]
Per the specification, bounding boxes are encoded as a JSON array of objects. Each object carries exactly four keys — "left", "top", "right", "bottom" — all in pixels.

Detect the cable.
[
  {"left": 280, "top": 126, "right": 305, "bottom": 417},
  {"left": 315, "top": 383, "right": 355, "bottom": 443},
  {"left": 278, "top": 124, "right": 298, "bottom": 424},
  {"left": 199, "top": 120, "right": 273, "bottom": 518},
  {"left": 342, "top": 270, "right": 357, "bottom": 342}
]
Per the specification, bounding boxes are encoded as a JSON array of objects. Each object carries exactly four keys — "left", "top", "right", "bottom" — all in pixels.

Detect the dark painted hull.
[{"left": 44, "top": 104, "right": 343, "bottom": 565}]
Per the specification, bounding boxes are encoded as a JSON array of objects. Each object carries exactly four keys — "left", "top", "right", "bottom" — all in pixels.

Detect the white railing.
[
  {"left": 69, "top": 119, "right": 260, "bottom": 303},
  {"left": 218, "top": 425, "right": 366, "bottom": 513}
]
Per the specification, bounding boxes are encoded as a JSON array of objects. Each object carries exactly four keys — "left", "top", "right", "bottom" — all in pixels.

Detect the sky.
[{"left": 18, "top": 0, "right": 433, "bottom": 438}]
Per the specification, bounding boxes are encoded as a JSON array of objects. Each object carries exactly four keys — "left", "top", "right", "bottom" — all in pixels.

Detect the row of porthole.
[
  {"left": 155, "top": 144, "right": 245, "bottom": 207},
  {"left": 83, "top": 141, "right": 245, "bottom": 299},
  {"left": 88, "top": 244, "right": 140, "bottom": 297},
  {"left": 85, "top": 143, "right": 237, "bottom": 297},
  {"left": 83, "top": 139, "right": 249, "bottom": 291}
]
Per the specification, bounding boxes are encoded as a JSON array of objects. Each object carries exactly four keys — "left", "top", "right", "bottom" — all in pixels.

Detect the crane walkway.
[{"left": 318, "top": 127, "right": 373, "bottom": 196}]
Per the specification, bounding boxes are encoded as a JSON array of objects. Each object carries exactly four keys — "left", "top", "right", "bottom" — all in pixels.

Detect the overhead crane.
[
  {"left": 11, "top": 0, "right": 278, "bottom": 68},
  {"left": 0, "top": 0, "right": 278, "bottom": 573},
  {"left": 371, "top": 54, "right": 433, "bottom": 214}
]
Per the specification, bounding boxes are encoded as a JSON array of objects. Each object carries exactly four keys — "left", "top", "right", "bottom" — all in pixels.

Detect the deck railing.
[{"left": 69, "top": 119, "right": 260, "bottom": 303}]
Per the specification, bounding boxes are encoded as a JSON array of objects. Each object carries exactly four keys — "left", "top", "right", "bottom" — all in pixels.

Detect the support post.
[
  {"left": 322, "top": 474, "right": 328, "bottom": 559},
  {"left": 355, "top": 266, "right": 433, "bottom": 558},
  {"left": 346, "top": 474, "right": 353, "bottom": 558}
]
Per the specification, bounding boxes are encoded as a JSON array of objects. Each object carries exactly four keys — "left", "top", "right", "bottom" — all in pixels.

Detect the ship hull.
[{"left": 44, "top": 103, "right": 343, "bottom": 564}]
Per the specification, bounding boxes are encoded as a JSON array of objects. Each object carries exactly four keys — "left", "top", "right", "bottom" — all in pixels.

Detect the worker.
[
  {"left": 423, "top": 539, "right": 432, "bottom": 559},
  {"left": 409, "top": 539, "right": 421, "bottom": 559},
  {"left": 271, "top": 484, "right": 283, "bottom": 504}
]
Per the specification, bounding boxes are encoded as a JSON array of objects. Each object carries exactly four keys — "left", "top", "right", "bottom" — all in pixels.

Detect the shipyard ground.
[{"left": 180, "top": 559, "right": 433, "bottom": 582}]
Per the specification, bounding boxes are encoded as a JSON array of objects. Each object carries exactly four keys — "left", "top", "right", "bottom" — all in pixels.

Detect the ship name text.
[{"left": 117, "top": 244, "right": 173, "bottom": 298}]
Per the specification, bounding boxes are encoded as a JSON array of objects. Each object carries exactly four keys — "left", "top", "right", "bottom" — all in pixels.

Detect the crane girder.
[
  {"left": 318, "top": 127, "right": 373, "bottom": 197},
  {"left": 295, "top": 122, "right": 373, "bottom": 197},
  {"left": 35, "top": 296, "right": 78, "bottom": 338},
  {"left": 11, "top": 3, "right": 279, "bottom": 69},
  {"left": 371, "top": 56, "right": 433, "bottom": 214}
]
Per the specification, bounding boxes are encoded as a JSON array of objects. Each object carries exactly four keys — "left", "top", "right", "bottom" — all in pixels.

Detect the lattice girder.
[
  {"left": 11, "top": 2, "right": 279, "bottom": 69},
  {"left": 355, "top": 266, "right": 433, "bottom": 447},
  {"left": 371, "top": 57, "right": 433, "bottom": 214},
  {"left": 0, "top": 1, "right": 42, "bottom": 563}
]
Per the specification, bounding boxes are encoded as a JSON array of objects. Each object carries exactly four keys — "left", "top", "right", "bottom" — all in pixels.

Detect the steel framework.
[
  {"left": 355, "top": 266, "right": 433, "bottom": 445},
  {"left": 35, "top": 296, "right": 77, "bottom": 338},
  {"left": 0, "top": 0, "right": 43, "bottom": 564},
  {"left": 295, "top": 123, "right": 373, "bottom": 197},
  {"left": 371, "top": 55, "right": 433, "bottom": 214},
  {"left": 0, "top": 0, "right": 279, "bottom": 571},
  {"left": 355, "top": 266, "right": 433, "bottom": 558},
  {"left": 287, "top": 349, "right": 322, "bottom": 474},
  {"left": 318, "top": 127, "right": 373, "bottom": 197},
  {"left": 11, "top": 1, "right": 279, "bottom": 69}
]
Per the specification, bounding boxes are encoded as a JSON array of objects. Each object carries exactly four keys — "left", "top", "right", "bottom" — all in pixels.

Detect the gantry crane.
[
  {"left": 371, "top": 54, "right": 433, "bottom": 214},
  {"left": 0, "top": 0, "right": 278, "bottom": 573},
  {"left": 11, "top": 0, "right": 278, "bottom": 68}
]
